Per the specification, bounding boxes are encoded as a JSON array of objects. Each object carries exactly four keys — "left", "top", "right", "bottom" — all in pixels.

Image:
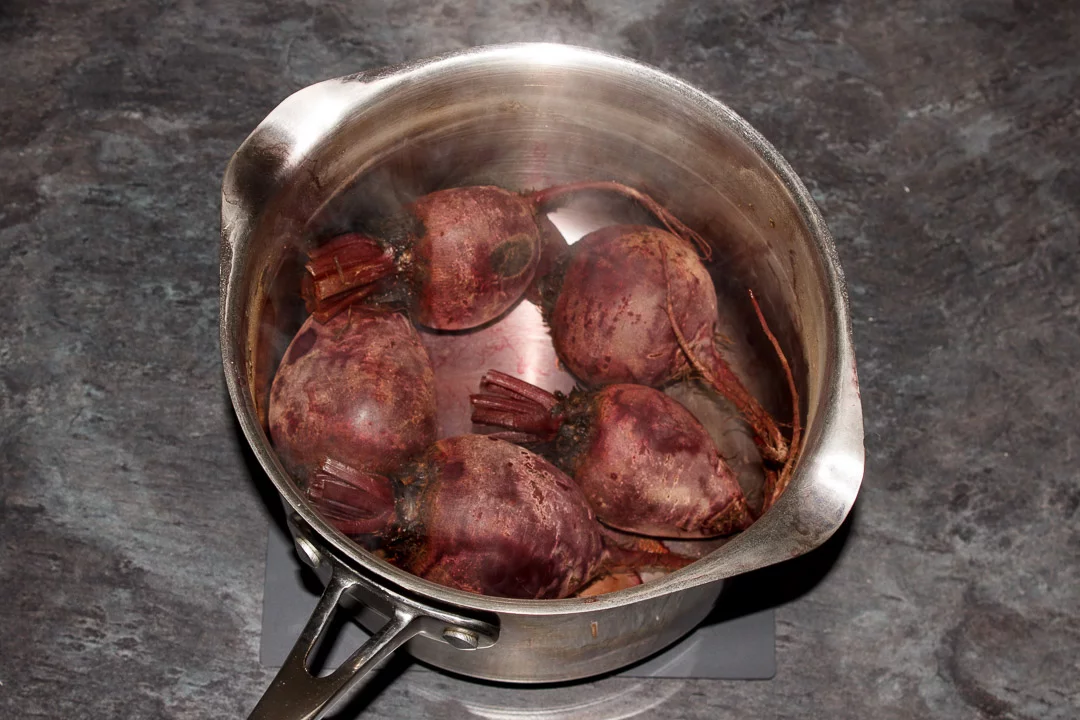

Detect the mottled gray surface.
[{"left": 1, "top": 0, "right": 1078, "bottom": 718}]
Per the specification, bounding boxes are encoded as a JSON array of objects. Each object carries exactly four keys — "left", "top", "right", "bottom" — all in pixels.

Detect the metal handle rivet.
[
  {"left": 295, "top": 537, "right": 322, "bottom": 569},
  {"left": 442, "top": 627, "right": 480, "bottom": 650}
]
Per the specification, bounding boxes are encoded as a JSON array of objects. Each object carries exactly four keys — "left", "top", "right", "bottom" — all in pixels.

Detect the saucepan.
[{"left": 219, "top": 42, "right": 864, "bottom": 720}]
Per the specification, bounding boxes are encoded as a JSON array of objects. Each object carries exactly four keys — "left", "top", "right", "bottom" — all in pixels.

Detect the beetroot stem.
[
  {"left": 306, "top": 458, "right": 397, "bottom": 536},
  {"left": 470, "top": 395, "right": 543, "bottom": 416},
  {"left": 530, "top": 181, "right": 713, "bottom": 260},
  {"left": 304, "top": 284, "right": 380, "bottom": 324},
  {"left": 479, "top": 370, "right": 560, "bottom": 410},
  {"left": 303, "top": 234, "right": 397, "bottom": 322},
  {"left": 470, "top": 371, "right": 563, "bottom": 441}
]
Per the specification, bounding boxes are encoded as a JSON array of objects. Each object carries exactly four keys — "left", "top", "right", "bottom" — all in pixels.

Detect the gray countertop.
[{"left": 2, "top": 1, "right": 1078, "bottom": 718}]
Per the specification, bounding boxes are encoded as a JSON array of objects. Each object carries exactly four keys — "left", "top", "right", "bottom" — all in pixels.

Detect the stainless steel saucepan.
[{"left": 219, "top": 43, "right": 864, "bottom": 720}]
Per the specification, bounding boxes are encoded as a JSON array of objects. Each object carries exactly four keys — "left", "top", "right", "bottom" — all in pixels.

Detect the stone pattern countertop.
[{"left": 1, "top": 1, "right": 1077, "bottom": 718}]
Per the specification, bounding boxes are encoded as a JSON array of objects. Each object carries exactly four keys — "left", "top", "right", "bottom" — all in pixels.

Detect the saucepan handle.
[
  {"left": 248, "top": 522, "right": 498, "bottom": 720},
  {"left": 248, "top": 571, "right": 418, "bottom": 720}
]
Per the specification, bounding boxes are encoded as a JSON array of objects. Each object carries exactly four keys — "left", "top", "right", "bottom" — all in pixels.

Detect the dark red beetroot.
[
  {"left": 303, "top": 182, "right": 706, "bottom": 331},
  {"left": 304, "top": 186, "right": 539, "bottom": 330},
  {"left": 303, "top": 435, "right": 693, "bottom": 598},
  {"left": 398, "top": 436, "right": 605, "bottom": 599},
  {"left": 539, "top": 224, "right": 798, "bottom": 474},
  {"left": 268, "top": 308, "right": 437, "bottom": 482},
  {"left": 410, "top": 187, "right": 541, "bottom": 329},
  {"left": 471, "top": 371, "right": 755, "bottom": 538},
  {"left": 307, "top": 435, "right": 604, "bottom": 599}
]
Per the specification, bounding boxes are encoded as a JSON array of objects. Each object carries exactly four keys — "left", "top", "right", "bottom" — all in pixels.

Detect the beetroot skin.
[
  {"left": 268, "top": 309, "right": 437, "bottom": 479},
  {"left": 471, "top": 371, "right": 755, "bottom": 538},
  {"left": 523, "top": 214, "right": 569, "bottom": 306},
  {"left": 410, "top": 187, "right": 541, "bottom": 329},
  {"left": 545, "top": 225, "right": 707, "bottom": 387},
  {"left": 540, "top": 224, "right": 789, "bottom": 465}
]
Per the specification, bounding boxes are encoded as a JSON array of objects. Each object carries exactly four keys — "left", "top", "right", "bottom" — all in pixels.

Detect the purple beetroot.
[
  {"left": 303, "top": 186, "right": 540, "bottom": 330},
  {"left": 538, "top": 224, "right": 799, "bottom": 478},
  {"left": 304, "top": 435, "right": 693, "bottom": 599},
  {"left": 268, "top": 308, "right": 437, "bottom": 482},
  {"left": 305, "top": 435, "right": 604, "bottom": 599},
  {"left": 303, "top": 182, "right": 707, "bottom": 331},
  {"left": 394, "top": 435, "right": 606, "bottom": 599},
  {"left": 471, "top": 371, "right": 755, "bottom": 538}
]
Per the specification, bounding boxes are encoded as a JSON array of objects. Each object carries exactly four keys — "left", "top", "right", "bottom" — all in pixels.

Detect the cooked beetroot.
[
  {"left": 305, "top": 435, "right": 604, "bottom": 598},
  {"left": 268, "top": 308, "right": 437, "bottom": 479},
  {"left": 303, "top": 186, "right": 540, "bottom": 330},
  {"left": 396, "top": 435, "right": 606, "bottom": 599},
  {"left": 302, "top": 435, "right": 694, "bottom": 598},
  {"left": 539, "top": 224, "right": 795, "bottom": 470},
  {"left": 410, "top": 187, "right": 542, "bottom": 329},
  {"left": 304, "top": 182, "right": 707, "bottom": 331},
  {"left": 471, "top": 371, "right": 755, "bottom": 538}
]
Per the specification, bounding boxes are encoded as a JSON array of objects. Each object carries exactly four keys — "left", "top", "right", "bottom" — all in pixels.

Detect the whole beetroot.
[
  {"left": 304, "top": 182, "right": 706, "bottom": 331},
  {"left": 268, "top": 308, "right": 437, "bottom": 481},
  {"left": 304, "top": 186, "right": 540, "bottom": 330},
  {"left": 471, "top": 371, "right": 755, "bottom": 538},
  {"left": 396, "top": 435, "right": 605, "bottom": 599},
  {"left": 306, "top": 435, "right": 604, "bottom": 599},
  {"left": 538, "top": 224, "right": 797, "bottom": 473}
]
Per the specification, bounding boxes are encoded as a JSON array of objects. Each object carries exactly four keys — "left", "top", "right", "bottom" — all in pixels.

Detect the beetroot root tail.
[
  {"left": 749, "top": 290, "right": 802, "bottom": 511},
  {"left": 705, "top": 494, "right": 757, "bottom": 533},
  {"left": 659, "top": 243, "right": 788, "bottom": 463}
]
